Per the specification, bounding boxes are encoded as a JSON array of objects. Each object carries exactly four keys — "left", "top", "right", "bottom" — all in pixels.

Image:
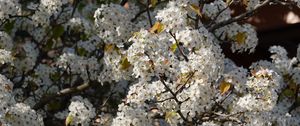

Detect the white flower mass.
[{"left": 0, "top": 0, "right": 299, "bottom": 125}]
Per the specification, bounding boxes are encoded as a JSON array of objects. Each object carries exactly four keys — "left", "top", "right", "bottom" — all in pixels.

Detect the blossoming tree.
[{"left": 1, "top": 0, "right": 300, "bottom": 125}]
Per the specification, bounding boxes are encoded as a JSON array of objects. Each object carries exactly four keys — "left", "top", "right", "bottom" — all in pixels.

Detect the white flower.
[
  {"left": 0, "top": 49, "right": 13, "bottom": 65},
  {"left": 67, "top": 96, "right": 96, "bottom": 126}
]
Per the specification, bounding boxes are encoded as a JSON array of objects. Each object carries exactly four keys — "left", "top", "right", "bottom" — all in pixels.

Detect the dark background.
[{"left": 223, "top": 4, "right": 300, "bottom": 67}]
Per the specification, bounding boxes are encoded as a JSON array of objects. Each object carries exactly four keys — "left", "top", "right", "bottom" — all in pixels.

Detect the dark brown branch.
[
  {"left": 131, "top": 9, "right": 147, "bottom": 22},
  {"left": 175, "top": 71, "right": 195, "bottom": 95},
  {"left": 169, "top": 31, "right": 189, "bottom": 62},
  {"left": 158, "top": 74, "right": 189, "bottom": 122},
  {"left": 208, "top": 0, "right": 272, "bottom": 32},
  {"left": 205, "top": 5, "right": 230, "bottom": 28},
  {"left": 71, "top": 0, "right": 80, "bottom": 18},
  {"left": 146, "top": 0, "right": 153, "bottom": 27}
]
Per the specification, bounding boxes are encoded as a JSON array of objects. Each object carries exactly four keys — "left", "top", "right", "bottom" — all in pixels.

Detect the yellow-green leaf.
[
  {"left": 77, "top": 47, "right": 88, "bottom": 56},
  {"left": 47, "top": 101, "right": 62, "bottom": 111},
  {"left": 151, "top": 0, "right": 158, "bottom": 7},
  {"left": 170, "top": 43, "right": 177, "bottom": 52},
  {"left": 233, "top": 32, "right": 247, "bottom": 45},
  {"left": 52, "top": 25, "right": 65, "bottom": 38},
  {"left": 120, "top": 57, "right": 131, "bottom": 70},
  {"left": 165, "top": 111, "right": 177, "bottom": 123},
  {"left": 220, "top": 81, "right": 231, "bottom": 95},
  {"left": 65, "top": 114, "right": 73, "bottom": 126},
  {"left": 50, "top": 72, "right": 60, "bottom": 81},
  {"left": 45, "top": 39, "right": 54, "bottom": 51},
  {"left": 282, "top": 89, "right": 295, "bottom": 98},
  {"left": 150, "top": 22, "right": 164, "bottom": 34},
  {"left": 189, "top": 4, "right": 202, "bottom": 17}
]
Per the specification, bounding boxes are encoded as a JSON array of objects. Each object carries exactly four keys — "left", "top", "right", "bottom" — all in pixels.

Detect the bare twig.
[
  {"left": 71, "top": 0, "right": 80, "bottom": 18},
  {"left": 33, "top": 82, "right": 91, "bottom": 109},
  {"left": 175, "top": 71, "right": 195, "bottom": 95},
  {"left": 205, "top": 5, "right": 230, "bottom": 28},
  {"left": 158, "top": 74, "right": 189, "bottom": 122},
  {"left": 131, "top": 9, "right": 147, "bottom": 22},
  {"left": 169, "top": 31, "right": 189, "bottom": 62},
  {"left": 146, "top": 0, "right": 153, "bottom": 27},
  {"left": 208, "top": 0, "right": 272, "bottom": 32}
]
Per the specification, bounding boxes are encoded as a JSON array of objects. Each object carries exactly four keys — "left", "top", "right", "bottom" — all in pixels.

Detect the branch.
[
  {"left": 208, "top": 0, "right": 272, "bottom": 32},
  {"left": 146, "top": 0, "right": 153, "bottom": 27},
  {"left": 158, "top": 74, "right": 189, "bottom": 122},
  {"left": 131, "top": 9, "right": 147, "bottom": 22},
  {"left": 71, "top": 0, "right": 81, "bottom": 18},
  {"left": 33, "top": 82, "right": 91, "bottom": 109},
  {"left": 175, "top": 71, "right": 195, "bottom": 95},
  {"left": 169, "top": 31, "right": 189, "bottom": 62},
  {"left": 205, "top": 4, "right": 230, "bottom": 28}
]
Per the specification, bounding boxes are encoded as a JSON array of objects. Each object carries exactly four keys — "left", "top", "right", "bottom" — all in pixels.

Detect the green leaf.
[
  {"left": 80, "top": 34, "right": 89, "bottom": 41},
  {"left": 50, "top": 72, "right": 60, "bottom": 81},
  {"left": 52, "top": 25, "right": 65, "bottom": 38},
  {"left": 282, "top": 89, "right": 295, "bottom": 98},
  {"left": 45, "top": 39, "right": 54, "bottom": 51}
]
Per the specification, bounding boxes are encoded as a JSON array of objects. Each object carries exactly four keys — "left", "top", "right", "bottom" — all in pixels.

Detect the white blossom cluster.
[
  {"left": 55, "top": 96, "right": 96, "bottom": 126},
  {"left": 0, "top": 0, "right": 21, "bottom": 20},
  {"left": 32, "top": 0, "right": 69, "bottom": 27},
  {"left": 0, "top": 0, "right": 300, "bottom": 125},
  {"left": 94, "top": 3, "right": 137, "bottom": 46},
  {"left": 216, "top": 23, "right": 258, "bottom": 53},
  {"left": 0, "top": 75, "right": 44, "bottom": 126}
]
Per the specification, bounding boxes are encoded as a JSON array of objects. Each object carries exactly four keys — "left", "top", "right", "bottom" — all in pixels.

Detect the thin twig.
[
  {"left": 146, "top": 0, "right": 153, "bottom": 27},
  {"left": 71, "top": 0, "right": 80, "bottom": 18},
  {"left": 131, "top": 9, "right": 147, "bottom": 22},
  {"left": 158, "top": 74, "right": 189, "bottom": 122},
  {"left": 208, "top": 0, "right": 272, "bottom": 32},
  {"left": 169, "top": 31, "right": 189, "bottom": 62},
  {"left": 205, "top": 5, "right": 230, "bottom": 28},
  {"left": 175, "top": 71, "right": 195, "bottom": 95}
]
